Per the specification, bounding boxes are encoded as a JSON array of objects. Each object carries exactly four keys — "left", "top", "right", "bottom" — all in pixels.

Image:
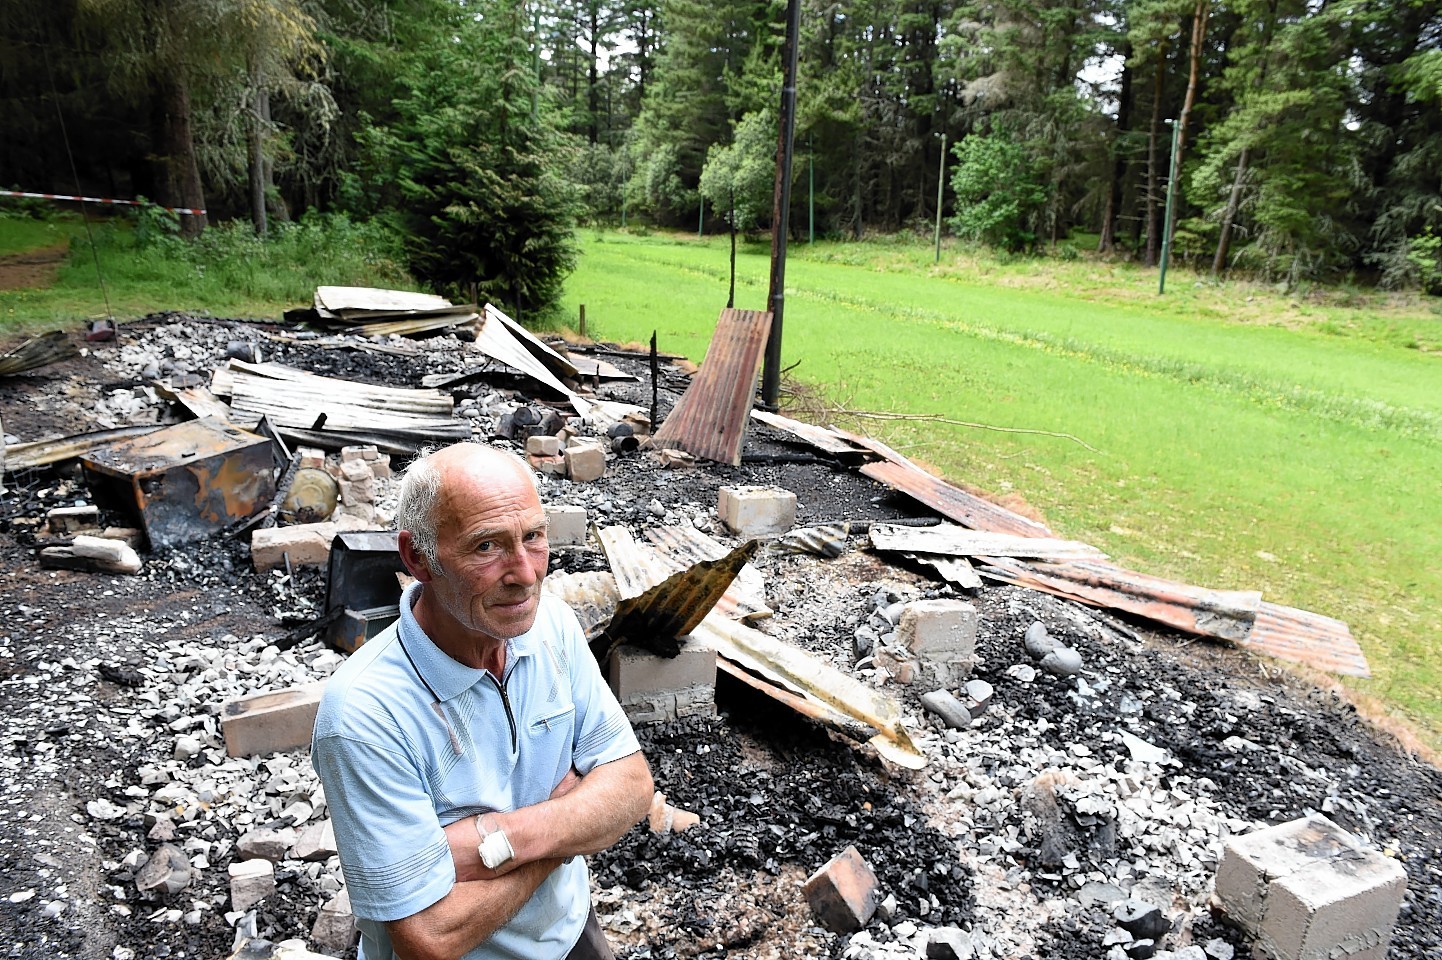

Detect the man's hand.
[{"left": 444, "top": 765, "right": 585, "bottom": 882}]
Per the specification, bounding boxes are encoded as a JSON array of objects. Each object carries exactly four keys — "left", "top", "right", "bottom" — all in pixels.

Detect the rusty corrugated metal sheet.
[
  {"left": 643, "top": 525, "right": 771, "bottom": 621},
  {"left": 749, "top": 410, "right": 873, "bottom": 461},
  {"left": 846, "top": 435, "right": 1055, "bottom": 538},
  {"left": 976, "top": 555, "right": 1261, "bottom": 643},
  {"left": 80, "top": 417, "right": 279, "bottom": 549},
  {"left": 650, "top": 308, "right": 771, "bottom": 465},
  {"left": 1247, "top": 602, "right": 1371, "bottom": 678},
  {"left": 595, "top": 526, "right": 759, "bottom": 658}
]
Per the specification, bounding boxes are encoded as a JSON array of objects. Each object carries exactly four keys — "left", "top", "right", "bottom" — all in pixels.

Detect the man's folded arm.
[
  {"left": 386, "top": 856, "right": 562, "bottom": 960},
  {"left": 444, "top": 750, "right": 652, "bottom": 880}
]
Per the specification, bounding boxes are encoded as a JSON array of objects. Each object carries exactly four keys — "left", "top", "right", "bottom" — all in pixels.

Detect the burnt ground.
[{"left": 0, "top": 316, "right": 1440, "bottom": 960}]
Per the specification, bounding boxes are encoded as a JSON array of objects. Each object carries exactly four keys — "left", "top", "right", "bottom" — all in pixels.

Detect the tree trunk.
[
  {"left": 1144, "top": 46, "right": 1167, "bottom": 267},
  {"left": 1099, "top": 47, "right": 1133, "bottom": 253},
  {"left": 1211, "top": 0, "right": 1275, "bottom": 277},
  {"left": 1211, "top": 147, "right": 1248, "bottom": 276},
  {"left": 1165, "top": 0, "right": 1210, "bottom": 255},
  {"left": 587, "top": 2, "right": 601, "bottom": 144},
  {"left": 154, "top": 74, "right": 208, "bottom": 238},
  {"left": 249, "top": 64, "right": 267, "bottom": 238}
]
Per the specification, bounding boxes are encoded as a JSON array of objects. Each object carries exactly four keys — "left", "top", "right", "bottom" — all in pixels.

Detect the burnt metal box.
[
  {"left": 80, "top": 418, "right": 279, "bottom": 550},
  {"left": 324, "top": 531, "right": 407, "bottom": 652}
]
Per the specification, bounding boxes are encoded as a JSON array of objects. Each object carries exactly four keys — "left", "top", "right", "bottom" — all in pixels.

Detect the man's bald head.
[{"left": 395, "top": 442, "right": 539, "bottom": 571}]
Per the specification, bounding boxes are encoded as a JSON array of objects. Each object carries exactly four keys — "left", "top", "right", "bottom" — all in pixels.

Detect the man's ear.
[{"left": 397, "top": 530, "right": 435, "bottom": 583}]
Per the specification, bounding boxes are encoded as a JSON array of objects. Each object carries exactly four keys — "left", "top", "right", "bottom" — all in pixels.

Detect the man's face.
[{"left": 420, "top": 459, "right": 550, "bottom": 646}]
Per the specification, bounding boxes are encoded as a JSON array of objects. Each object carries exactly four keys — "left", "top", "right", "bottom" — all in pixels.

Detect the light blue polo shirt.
[{"left": 312, "top": 583, "right": 641, "bottom": 960}]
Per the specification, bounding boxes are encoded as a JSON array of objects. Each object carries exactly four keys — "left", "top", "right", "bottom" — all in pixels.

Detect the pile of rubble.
[{"left": 0, "top": 304, "right": 1439, "bottom": 960}]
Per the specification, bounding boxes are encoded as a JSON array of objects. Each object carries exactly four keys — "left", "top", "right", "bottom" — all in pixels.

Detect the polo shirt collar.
[{"left": 395, "top": 581, "right": 537, "bottom": 702}]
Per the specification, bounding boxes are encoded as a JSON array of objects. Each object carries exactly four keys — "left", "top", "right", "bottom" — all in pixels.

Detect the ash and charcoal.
[{"left": 1, "top": 313, "right": 1440, "bottom": 960}]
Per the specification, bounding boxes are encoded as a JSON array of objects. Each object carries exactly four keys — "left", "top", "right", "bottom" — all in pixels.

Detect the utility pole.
[
  {"left": 934, "top": 132, "right": 947, "bottom": 264},
  {"left": 808, "top": 135, "right": 814, "bottom": 245},
  {"left": 761, "top": 0, "right": 801, "bottom": 410},
  {"left": 1158, "top": 119, "right": 1180, "bottom": 295}
]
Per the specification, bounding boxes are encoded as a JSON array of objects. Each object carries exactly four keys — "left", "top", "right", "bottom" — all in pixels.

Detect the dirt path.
[{"left": 0, "top": 243, "right": 68, "bottom": 290}]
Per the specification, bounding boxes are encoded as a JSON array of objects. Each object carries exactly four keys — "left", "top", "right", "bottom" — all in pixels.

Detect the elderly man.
[{"left": 312, "top": 442, "right": 653, "bottom": 960}]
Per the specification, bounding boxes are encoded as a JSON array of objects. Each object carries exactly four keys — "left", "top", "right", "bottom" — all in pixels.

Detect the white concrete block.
[
  {"left": 897, "top": 599, "right": 977, "bottom": 657},
  {"left": 228, "top": 858, "right": 275, "bottom": 912},
  {"left": 221, "top": 682, "right": 326, "bottom": 757},
  {"left": 1215, "top": 815, "right": 1407, "bottom": 960},
  {"left": 564, "top": 438, "right": 607, "bottom": 482},
  {"left": 545, "top": 504, "right": 588, "bottom": 546},
  {"left": 717, "top": 485, "right": 797, "bottom": 536}
]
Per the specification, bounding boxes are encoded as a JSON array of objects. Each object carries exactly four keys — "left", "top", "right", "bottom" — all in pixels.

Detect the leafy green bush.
[{"left": 948, "top": 130, "right": 1048, "bottom": 253}]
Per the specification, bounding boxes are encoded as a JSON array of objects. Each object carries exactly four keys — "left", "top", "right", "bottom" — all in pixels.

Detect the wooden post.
[{"left": 579, "top": 304, "right": 587, "bottom": 338}]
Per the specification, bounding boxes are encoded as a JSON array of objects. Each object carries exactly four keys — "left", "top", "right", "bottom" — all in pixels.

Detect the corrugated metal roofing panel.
[
  {"left": 699, "top": 614, "right": 926, "bottom": 770},
  {"left": 596, "top": 527, "right": 759, "bottom": 658},
  {"left": 976, "top": 556, "right": 1261, "bottom": 643},
  {"left": 857, "top": 456, "right": 1054, "bottom": 539},
  {"left": 650, "top": 308, "right": 771, "bottom": 465},
  {"left": 643, "top": 525, "right": 772, "bottom": 621},
  {"left": 749, "top": 410, "right": 874, "bottom": 460},
  {"left": 869, "top": 523, "right": 1106, "bottom": 561},
  {"left": 1248, "top": 602, "right": 1371, "bottom": 678}
]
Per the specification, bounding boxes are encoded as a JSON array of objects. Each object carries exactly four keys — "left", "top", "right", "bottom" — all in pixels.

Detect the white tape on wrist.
[{"left": 479, "top": 829, "right": 514, "bottom": 869}]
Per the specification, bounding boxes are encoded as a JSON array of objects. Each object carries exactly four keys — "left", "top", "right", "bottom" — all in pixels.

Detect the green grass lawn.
[
  {"left": 0, "top": 212, "right": 414, "bottom": 334},
  {"left": 561, "top": 229, "right": 1442, "bottom": 755}
]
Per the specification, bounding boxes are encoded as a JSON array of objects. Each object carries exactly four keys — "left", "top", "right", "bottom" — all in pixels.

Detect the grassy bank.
[
  {"left": 0, "top": 212, "right": 414, "bottom": 333},
  {"left": 560, "top": 230, "right": 1442, "bottom": 755}
]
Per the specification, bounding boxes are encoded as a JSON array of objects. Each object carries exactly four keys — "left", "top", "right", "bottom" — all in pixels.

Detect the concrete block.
[
  {"left": 250, "top": 516, "right": 371, "bottom": 572},
  {"left": 311, "top": 887, "right": 357, "bottom": 955},
  {"left": 370, "top": 454, "right": 392, "bottom": 479},
  {"left": 527, "top": 434, "right": 563, "bottom": 457},
  {"left": 564, "top": 438, "right": 608, "bottom": 482},
  {"left": 251, "top": 525, "right": 332, "bottom": 571},
  {"left": 545, "top": 504, "right": 588, "bottom": 547},
  {"left": 47, "top": 505, "right": 100, "bottom": 534},
  {"left": 530, "top": 453, "right": 567, "bottom": 477},
  {"left": 337, "top": 475, "right": 375, "bottom": 506},
  {"left": 221, "top": 682, "right": 326, "bottom": 757},
  {"left": 297, "top": 447, "right": 327, "bottom": 471},
  {"left": 1215, "top": 814, "right": 1407, "bottom": 960},
  {"left": 717, "top": 485, "right": 797, "bottom": 536},
  {"left": 340, "top": 445, "right": 376, "bottom": 463},
  {"left": 228, "top": 858, "right": 275, "bottom": 912},
  {"left": 802, "top": 845, "right": 879, "bottom": 933},
  {"left": 897, "top": 599, "right": 977, "bottom": 657},
  {"left": 609, "top": 644, "right": 717, "bottom": 702},
  {"left": 339, "top": 459, "right": 373, "bottom": 483}
]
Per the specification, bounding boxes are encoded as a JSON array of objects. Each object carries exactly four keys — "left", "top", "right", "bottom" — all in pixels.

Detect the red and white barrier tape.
[{"left": 0, "top": 190, "right": 206, "bottom": 216}]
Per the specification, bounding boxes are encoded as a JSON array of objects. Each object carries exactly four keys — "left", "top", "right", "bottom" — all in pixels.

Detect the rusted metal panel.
[
  {"left": 868, "top": 522, "right": 1106, "bottom": 561},
  {"left": 595, "top": 526, "right": 759, "bottom": 658},
  {"left": 642, "top": 525, "right": 771, "bottom": 621},
  {"left": 650, "top": 308, "right": 772, "bottom": 465},
  {"left": 1247, "top": 602, "right": 1371, "bottom": 678},
  {"left": 749, "top": 410, "right": 874, "bottom": 462},
  {"left": 975, "top": 556, "right": 1262, "bottom": 643},
  {"left": 840, "top": 431, "right": 1055, "bottom": 538},
  {"left": 80, "top": 418, "right": 279, "bottom": 549}
]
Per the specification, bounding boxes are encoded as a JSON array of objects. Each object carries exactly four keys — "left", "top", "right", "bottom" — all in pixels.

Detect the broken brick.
[{"left": 802, "top": 844, "right": 879, "bottom": 933}]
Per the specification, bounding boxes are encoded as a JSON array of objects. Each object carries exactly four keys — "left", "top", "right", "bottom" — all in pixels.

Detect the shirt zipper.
[{"left": 487, "top": 666, "right": 518, "bottom": 755}]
